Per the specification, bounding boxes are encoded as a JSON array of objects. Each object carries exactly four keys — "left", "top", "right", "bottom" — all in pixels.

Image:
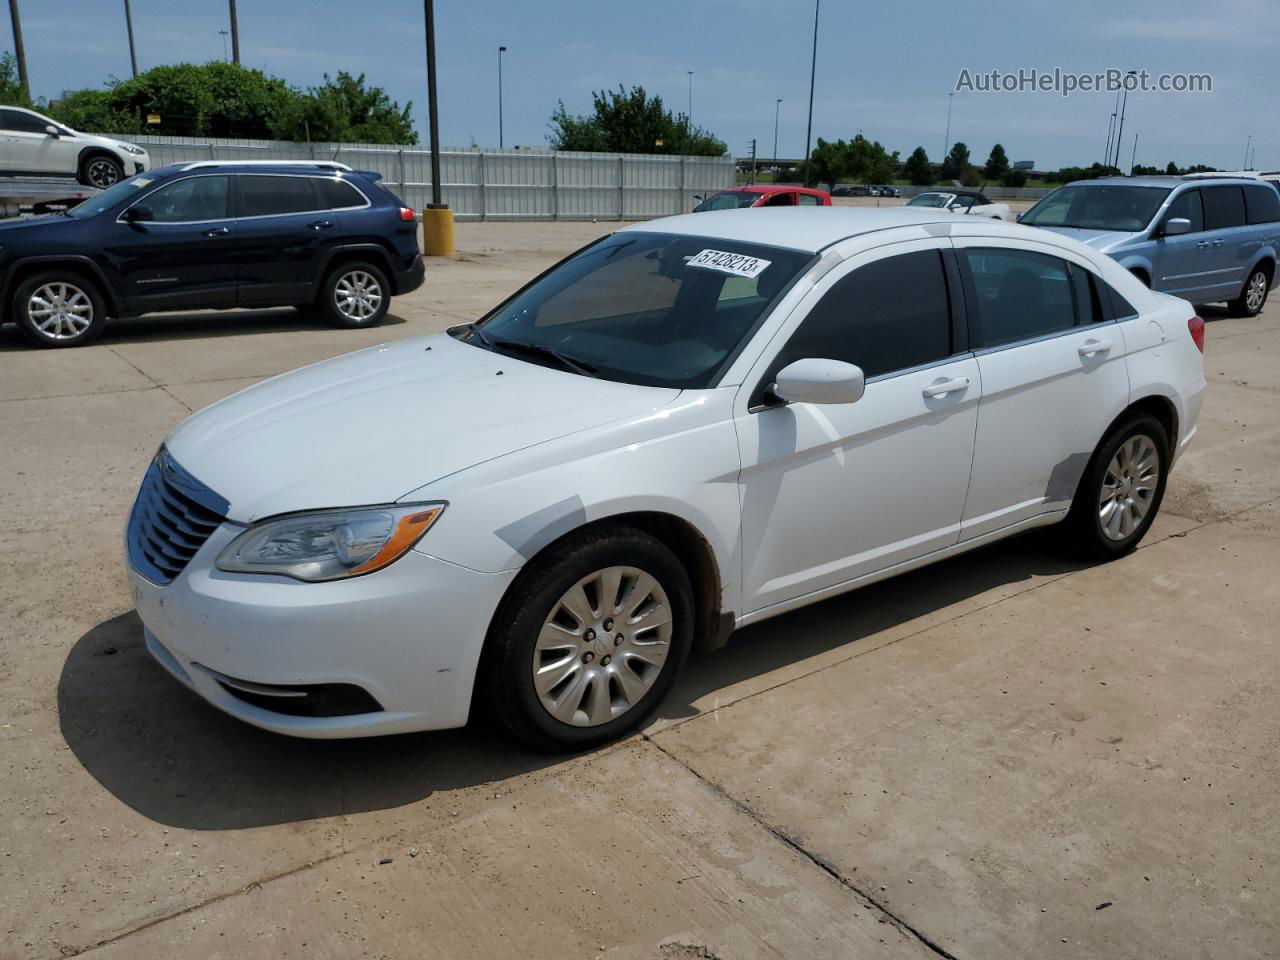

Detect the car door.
[
  {"left": 233, "top": 174, "right": 333, "bottom": 306},
  {"left": 1197, "top": 186, "right": 1250, "bottom": 301},
  {"left": 109, "top": 174, "right": 238, "bottom": 314},
  {"left": 0, "top": 108, "right": 78, "bottom": 175},
  {"left": 1151, "top": 188, "right": 1211, "bottom": 301},
  {"left": 735, "top": 239, "right": 980, "bottom": 614},
  {"left": 954, "top": 239, "right": 1131, "bottom": 541}
]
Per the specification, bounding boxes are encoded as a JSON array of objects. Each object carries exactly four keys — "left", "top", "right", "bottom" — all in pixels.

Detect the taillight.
[
  {"left": 399, "top": 207, "right": 416, "bottom": 222},
  {"left": 1188, "top": 315, "right": 1205, "bottom": 353}
]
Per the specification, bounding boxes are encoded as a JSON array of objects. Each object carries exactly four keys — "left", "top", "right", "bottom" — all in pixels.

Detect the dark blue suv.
[{"left": 0, "top": 161, "right": 425, "bottom": 347}]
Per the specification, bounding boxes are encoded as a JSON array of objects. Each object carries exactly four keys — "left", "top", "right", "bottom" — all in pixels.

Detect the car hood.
[
  {"left": 164, "top": 334, "right": 682, "bottom": 523},
  {"left": 0, "top": 213, "right": 76, "bottom": 235},
  {"left": 1032, "top": 225, "right": 1146, "bottom": 252}
]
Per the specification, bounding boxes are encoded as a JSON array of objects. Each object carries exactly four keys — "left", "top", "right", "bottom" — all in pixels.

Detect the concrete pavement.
[{"left": 1, "top": 220, "right": 1277, "bottom": 959}]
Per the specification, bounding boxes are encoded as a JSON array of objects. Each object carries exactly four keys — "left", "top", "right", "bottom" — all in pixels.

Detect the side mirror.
[
  {"left": 123, "top": 205, "right": 154, "bottom": 223},
  {"left": 1162, "top": 217, "right": 1191, "bottom": 236},
  {"left": 45, "top": 125, "right": 60, "bottom": 137},
  {"left": 771, "top": 358, "right": 865, "bottom": 405}
]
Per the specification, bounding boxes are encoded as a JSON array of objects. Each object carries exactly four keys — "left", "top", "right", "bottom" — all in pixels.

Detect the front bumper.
[{"left": 127, "top": 523, "right": 515, "bottom": 738}]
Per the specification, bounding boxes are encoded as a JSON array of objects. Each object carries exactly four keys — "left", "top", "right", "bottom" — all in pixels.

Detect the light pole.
[
  {"left": 1130, "top": 132, "right": 1138, "bottom": 173},
  {"left": 423, "top": 0, "right": 443, "bottom": 209},
  {"left": 1113, "top": 70, "right": 1137, "bottom": 170},
  {"left": 802, "top": 0, "right": 819, "bottom": 186},
  {"left": 123, "top": 0, "right": 138, "bottom": 78},
  {"left": 772, "top": 98, "right": 781, "bottom": 167},
  {"left": 7, "top": 0, "right": 27, "bottom": 101},
  {"left": 943, "top": 91, "right": 954, "bottom": 159},
  {"left": 1104, "top": 110, "right": 1116, "bottom": 167},
  {"left": 498, "top": 45, "right": 507, "bottom": 150},
  {"left": 1243, "top": 134, "right": 1252, "bottom": 170},
  {"left": 687, "top": 71, "right": 693, "bottom": 128},
  {"left": 228, "top": 0, "right": 240, "bottom": 64},
  {"left": 218, "top": 29, "right": 229, "bottom": 61}
]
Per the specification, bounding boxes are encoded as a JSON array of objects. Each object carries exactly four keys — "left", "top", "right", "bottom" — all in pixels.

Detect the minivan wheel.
[
  {"left": 13, "top": 272, "right": 108, "bottom": 348},
  {"left": 486, "top": 525, "right": 694, "bottom": 752},
  {"left": 79, "top": 154, "right": 124, "bottom": 189},
  {"left": 1062, "top": 413, "right": 1169, "bottom": 560},
  {"left": 320, "top": 262, "right": 390, "bottom": 328},
  {"left": 1228, "top": 266, "right": 1270, "bottom": 317}
]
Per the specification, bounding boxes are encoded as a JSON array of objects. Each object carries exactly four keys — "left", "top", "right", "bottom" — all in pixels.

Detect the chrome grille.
[{"left": 127, "top": 449, "right": 228, "bottom": 585}]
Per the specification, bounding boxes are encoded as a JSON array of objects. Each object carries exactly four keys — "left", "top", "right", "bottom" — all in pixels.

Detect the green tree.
[
  {"left": 1165, "top": 161, "right": 1181, "bottom": 175},
  {"left": 548, "top": 86, "right": 726, "bottom": 156},
  {"left": 845, "top": 134, "right": 899, "bottom": 184},
  {"left": 958, "top": 165, "right": 982, "bottom": 187},
  {"left": 940, "top": 141, "right": 970, "bottom": 181},
  {"left": 0, "top": 51, "right": 30, "bottom": 107},
  {"left": 904, "top": 146, "right": 933, "bottom": 186},
  {"left": 1000, "top": 167, "right": 1028, "bottom": 187},
  {"left": 983, "top": 143, "right": 1009, "bottom": 181},
  {"left": 276, "top": 72, "right": 415, "bottom": 143},
  {"left": 807, "top": 137, "right": 846, "bottom": 188}
]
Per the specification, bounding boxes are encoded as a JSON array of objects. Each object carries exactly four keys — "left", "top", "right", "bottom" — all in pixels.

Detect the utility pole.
[
  {"left": 803, "top": 0, "right": 819, "bottom": 186},
  {"left": 1113, "top": 71, "right": 1136, "bottom": 170},
  {"left": 219, "top": 29, "right": 229, "bottom": 62},
  {"left": 7, "top": 0, "right": 27, "bottom": 101},
  {"left": 498, "top": 46, "right": 507, "bottom": 150},
  {"left": 749, "top": 138, "right": 757, "bottom": 185},
  {"left": 943, "top": 91, "right": 954, "bottom": 159},
  {"left": 772, "top": 98, "right": 781, "bottom": 169},
  {"left": 122, "top": 0, "right": 139, "bottom": 78},
  {"left": 1130, "top": 132, "right": 1138, "bottom": 174},
  {"left": 687, "top": 71, "right": 693, "bottom": 128},
  {"left": 228, "top": 0, "right": 240, "bottom": 64},
  {"left": 424, "top": 0, "right": 443, "bottom": 208},
  {"left": 1243, "top": 134, "right": 1252, "bottom": 170},
  {"left": 1104, "top": 111, "right": 1116, "bottom": 167}
]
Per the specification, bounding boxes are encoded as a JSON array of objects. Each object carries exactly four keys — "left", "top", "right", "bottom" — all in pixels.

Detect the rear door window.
[
  {"left": 237, "top": 175, "right": 321, "bottom": 217},
  {"left": 962, "top": 248, "right": 1096, "bottom": 347},
  {"left": 1244, "top": 185, "right": 1280, "bottom": 224},
  {"left": 1202, "top": 186, "right": 1247, "bottom": 230},
  {"left": 1165, "top": 189, "right": 1204, "bottom": 232}
]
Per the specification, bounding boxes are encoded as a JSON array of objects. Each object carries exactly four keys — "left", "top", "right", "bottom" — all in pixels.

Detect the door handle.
[
  {"left": 1078, "top": 337, "right": 1112, "bottom": 357},
  {"left": 921, "top": 376, "right": 971, "bottom": 398},
  {"left": 308, "top": 219, "right": 334, "bottom": 230},
  {"left": 1212, "top": 238, "right": 1224, "bottom": 247},
  {"left": 202, "top": 226, "right": 230, "bottom": 237},
  {"left": 1196, "top": 240, "right": 1211, "bottom": 248}
]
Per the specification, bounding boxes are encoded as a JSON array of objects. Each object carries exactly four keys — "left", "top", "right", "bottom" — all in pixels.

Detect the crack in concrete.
[
  {"left": 103, "top": 346, "right": 194, "bottom": 413},
  {"left": 643, "top": 736, "right": 959, "bottom": 960}
]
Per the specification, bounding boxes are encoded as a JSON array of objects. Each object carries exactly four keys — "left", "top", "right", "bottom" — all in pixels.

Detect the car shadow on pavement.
[
  {"left": 0, "top": 309, "right": 406, "bottom": 351},
  {"left": 58, "top": 530, "right": 1084, "bottom": 832}
]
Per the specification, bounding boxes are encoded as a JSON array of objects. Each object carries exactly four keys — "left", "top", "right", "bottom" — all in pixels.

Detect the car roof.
[
  {"left": 1066, "top": 175, "right": 1264, "bottom": 189},
  {"left": 622, "top": 206, "right": 984, "bottom": 253},
  {"left": 718, "top": 185, "right": 826, "bottom": 196}
]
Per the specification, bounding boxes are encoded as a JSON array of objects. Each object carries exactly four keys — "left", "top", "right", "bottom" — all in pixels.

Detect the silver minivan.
[{"left": 1021, "top": 176, "right": 1280, "bottom": 316}]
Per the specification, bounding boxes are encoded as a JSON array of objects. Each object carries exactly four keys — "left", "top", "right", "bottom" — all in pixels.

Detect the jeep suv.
[{"left": 0, "top": 161, "right": 425, "bottom": 347}]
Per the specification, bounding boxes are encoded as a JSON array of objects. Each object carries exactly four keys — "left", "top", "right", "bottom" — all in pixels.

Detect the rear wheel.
[
  {"left": 319, "top": 261, "right": 390, "bottom": 328},
  {"left": 1228, "top": 265, "right": 1270, "bottom": 317},
  {"left": 79, "top": 154, "right": 124, "bottom": 189},
  {"left": 486, "top": 525, "right": 694, "bottom": 752},
  {"left": 1062, "top": 413, "right": 1169, "bottom": 560},
  {"left": 13, "top": 272, "right": 108, "bottom": 348}
]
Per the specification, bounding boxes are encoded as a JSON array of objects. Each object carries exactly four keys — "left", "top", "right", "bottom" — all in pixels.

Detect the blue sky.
[{"left": 6, "top": 0, "right": 1272, "bottom": 171}]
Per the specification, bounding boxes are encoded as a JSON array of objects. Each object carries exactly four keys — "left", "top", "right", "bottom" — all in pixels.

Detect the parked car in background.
[
  {"left": 125, "top": 206, "right": 1204, "bottom": 750},
  {"left": 693, "top": 185, "right": 831, "bottom": 210},
  {"left": 1020, "top": 176, "right": 1280, "bottom": 316},
  {"left": 908, "top": 190, "right": 1011, "bottom": 220},
  {"left": 0, "top": 105, "right": 149, "bottom": 187},
  {"left": 832, "top": 185, "right": 871, "bottom": 197},
  {"left": 0, "top": 160, "right": 424, "bottom": 347},
  {"left": 874, "top": 185, "right": 902, "bottom": 198}
]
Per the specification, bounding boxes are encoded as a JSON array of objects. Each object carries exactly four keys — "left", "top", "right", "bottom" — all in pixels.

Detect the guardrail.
[{"left": 126, "top": 135, "right": 736, "bottom": 222}]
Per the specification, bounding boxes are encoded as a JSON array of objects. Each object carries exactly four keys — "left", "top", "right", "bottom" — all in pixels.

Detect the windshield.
[
  {"left": 693, "top": 191, "right": 760, "bottom": 212},
  {"left": 469, "top": 232, "right": 812, "bottom": 388},
  {"left": 1020, "top": 184, "right": 1171, "bottom": 231},
  {"left": 907, "top": 193, "right": 951, "bottom": 208},
  {"left": 66, "top": 174, "right": 156, "bottom": 219}
]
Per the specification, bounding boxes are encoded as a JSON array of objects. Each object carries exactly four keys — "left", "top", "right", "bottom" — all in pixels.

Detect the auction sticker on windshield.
[{"left": 687, "top": 249, "right": 772, "bottom": 279}]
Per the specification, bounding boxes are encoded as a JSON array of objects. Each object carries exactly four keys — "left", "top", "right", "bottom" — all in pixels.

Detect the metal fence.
[{"left": 125, "top": 135, "right": 736, "bottom": 221}]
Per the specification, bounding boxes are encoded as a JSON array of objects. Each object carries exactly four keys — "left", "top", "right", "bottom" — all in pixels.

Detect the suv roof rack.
[{"left": 177, "top": 160, "right": 353, "bottom": 172}]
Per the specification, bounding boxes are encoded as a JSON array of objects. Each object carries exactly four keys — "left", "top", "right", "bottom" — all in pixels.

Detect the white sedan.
[
  {"left": 125, "top": 207, "right": 1205, "bottom": 750},
  {"left": 908, "top": 190, "right": 1012, "bottom": 220}
]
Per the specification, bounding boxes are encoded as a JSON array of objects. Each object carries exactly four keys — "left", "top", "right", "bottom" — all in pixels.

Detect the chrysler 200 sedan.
[{"left": 126, "top": 207, "right": 1206, "bottom": 751}]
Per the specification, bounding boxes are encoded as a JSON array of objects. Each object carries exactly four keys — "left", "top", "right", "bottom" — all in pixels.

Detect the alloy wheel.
[
  {"left": 532, "top": 565, "right": 673, "bottom": 727},
  {"left": 1246, "top": 271, "right": 1267, "bottom": 313},
  {"left": 87, "top": 158, "right": 120, "bottom": 188},
  {"left": 333, "top": 270, "right": 383, "bottom": 322},
  {"left": 28, "top": 282, "right": 94, "bottom": 340},
  {"left": 1098, "top": 434, "right": 1160, "bottom": 541}
]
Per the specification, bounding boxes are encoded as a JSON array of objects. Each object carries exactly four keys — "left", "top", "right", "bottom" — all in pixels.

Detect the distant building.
[{"left": 1013, "top": 160, "right": 1035, "bottom": 170}]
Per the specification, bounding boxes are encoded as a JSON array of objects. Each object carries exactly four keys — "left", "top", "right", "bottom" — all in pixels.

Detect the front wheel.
[
  {"left": 1228, "top": 266, "right": 1270, "bottom": 317},
  {"left": 485, "top": 525, "right": 694, "bottom": 752},
  {"left": 1062, "top": 413, "right": 1169, "bottom": 560},
  {"left": 319, "top": 261, "right": 391, "bottom": 328},
  {"left": 79, "top": 154, "right": 124, "bottom": 189},
  {"left": 13, "top": 272, "right": 108, "bottom": 348}
]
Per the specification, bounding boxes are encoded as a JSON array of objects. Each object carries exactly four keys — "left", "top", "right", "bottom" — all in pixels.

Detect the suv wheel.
[
  {"left": 320, "top": 262, "right": 390, "bottom": 328},
  {"left": 13, "top": 272, "right": 108, "bottom": 348},
  {"left": 1228, "top": 265, "right": 1270, "bottom": 317},
  {"left": 79, "top": 154, "right": 124, "bottom": 189}
]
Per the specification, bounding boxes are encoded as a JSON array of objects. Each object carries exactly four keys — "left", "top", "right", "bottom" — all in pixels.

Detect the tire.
[
  {"left": 78, "top": 153, "right": 124, "bottom": 189},
  {"left": 12, "top": 271, "right": 108, "bottom": 348},
  {"left": 1062, "top": 412, "right": 1170, "bottom": 560},
  {"left": 318, "top": 261, "right": 391, "bottom": 328},
  {"left": 1227, "top": 265, "right": 1270, "bottom": 318},
  {"left": 485, "top": 524, "right": 694, "bottom": 752}
]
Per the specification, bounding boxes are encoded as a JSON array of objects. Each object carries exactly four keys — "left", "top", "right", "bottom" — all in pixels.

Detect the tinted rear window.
[
  {"left": 1202, "top": 186, "right": 1246, "bottom": 230},
  {"left": 314, "top": 177, "right": 366, "bottom": 209},
  {"left": 1244, "top": 184, "right": 1280, "bottom": 224},
  {"left": 237, "top": 175, "right": 319, "bottom": 217}
]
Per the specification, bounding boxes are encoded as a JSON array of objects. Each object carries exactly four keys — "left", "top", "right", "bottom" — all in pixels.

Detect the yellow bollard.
[{"left": 421, "top": 205, "right": 455, "bottom": 257}]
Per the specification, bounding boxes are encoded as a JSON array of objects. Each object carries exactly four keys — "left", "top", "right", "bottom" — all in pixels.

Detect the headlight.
[
  {"left": 121, "top": 144, "right": 146, "bottom": 155},
  {"left": 215, "top": 503, "right": 445, "bottom": 582}
]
